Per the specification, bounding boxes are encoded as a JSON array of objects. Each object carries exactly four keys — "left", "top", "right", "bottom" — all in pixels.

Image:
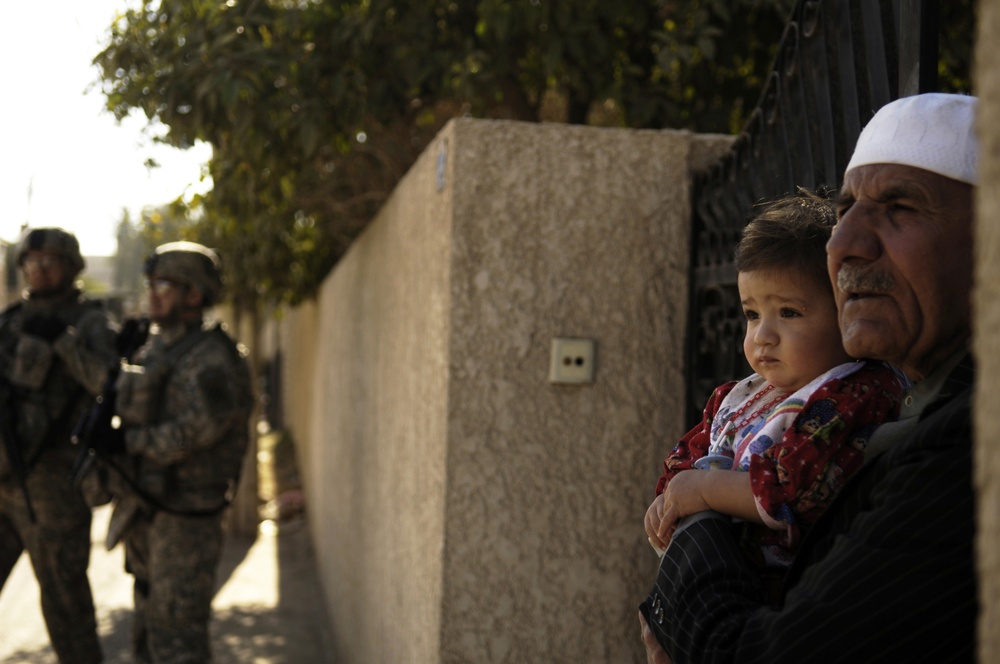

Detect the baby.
[{"left": 644, "top": 190, "right": 903, "bottom": 571}]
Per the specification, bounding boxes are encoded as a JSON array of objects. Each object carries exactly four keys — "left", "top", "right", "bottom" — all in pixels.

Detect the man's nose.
[{"left": 827, "top": 203, "right": 883, "bottom": 265}]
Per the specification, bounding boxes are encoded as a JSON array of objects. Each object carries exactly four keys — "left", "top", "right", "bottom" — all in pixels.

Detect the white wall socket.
[{"left": 549, "top": 337, "right": 595, "bottom": 384}]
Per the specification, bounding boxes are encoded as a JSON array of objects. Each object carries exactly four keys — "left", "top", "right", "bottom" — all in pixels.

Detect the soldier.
[
  {"left": 107, "top": 241, "right": 254, "bottom": 663},
  {"left": 0, "top": 227, "right": 118, "bottom": 663}
]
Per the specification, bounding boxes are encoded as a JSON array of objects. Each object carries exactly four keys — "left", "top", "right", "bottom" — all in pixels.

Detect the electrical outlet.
[{"left": 549, "top": 337, "right": 595, "bottom": 384}]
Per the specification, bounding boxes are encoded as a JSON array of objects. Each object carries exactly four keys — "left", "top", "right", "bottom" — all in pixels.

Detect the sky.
[{"left": 1, "top": 2, "right": 212, "bottom": 257}]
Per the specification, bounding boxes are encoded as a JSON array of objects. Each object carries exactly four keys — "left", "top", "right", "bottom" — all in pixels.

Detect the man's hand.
[
  {"left": 639, "top": 611, "right": 673, "bottom": 664},
  {"left": 645, "top": 494, "right": 670, "bottom": 552},
  {"left": 116, "top": 318, "right": 150, "bottom": 356}
]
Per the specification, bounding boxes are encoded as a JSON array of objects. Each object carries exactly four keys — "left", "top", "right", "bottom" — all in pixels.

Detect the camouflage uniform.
[
  {"left": 109, "top": 242, "right": 254, "bottom": 663},
  {"left": 0, "top": 228, "right": 118, "bottom": 664}
]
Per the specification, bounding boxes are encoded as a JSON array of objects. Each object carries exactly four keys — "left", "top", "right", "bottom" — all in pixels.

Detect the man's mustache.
[{"left": 836, "top": 264, "right": 895, "bottom": 294}]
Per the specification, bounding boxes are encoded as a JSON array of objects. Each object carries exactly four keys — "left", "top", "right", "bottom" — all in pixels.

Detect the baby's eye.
[
  {"left": 780, "top": 307, "right": 802, "bottom": 318},
  {"left": 743, "top": 309, "right": 759, "bottom": 321}
]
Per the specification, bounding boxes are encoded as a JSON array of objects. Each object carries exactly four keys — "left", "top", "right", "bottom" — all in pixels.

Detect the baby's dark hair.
[{"left": 734, "top": 188, "right": 837, "bottom": 292}]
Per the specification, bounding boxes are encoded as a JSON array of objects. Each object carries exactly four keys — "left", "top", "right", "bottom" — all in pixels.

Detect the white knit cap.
[{"left": 845, "top": 93, "right": 978, "bottom": 185}]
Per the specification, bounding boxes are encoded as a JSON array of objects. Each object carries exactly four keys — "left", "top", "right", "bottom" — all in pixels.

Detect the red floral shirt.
[{"left": 656, "top": 361, "right": 903, "bottom": 565}]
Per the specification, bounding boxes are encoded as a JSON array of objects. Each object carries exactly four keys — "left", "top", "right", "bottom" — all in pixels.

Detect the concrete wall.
[
  {"left": 279, "top": 118, "right": 730, "bottom": 662},
  {"left": 292, "top": 140, "right": 452, "bottom": 664},
  {"left": 440, "top": 121, "right": 689, "bottom": 662},
  {"left": 975, "top": 1, "right": 1000, "bottom": 660}
]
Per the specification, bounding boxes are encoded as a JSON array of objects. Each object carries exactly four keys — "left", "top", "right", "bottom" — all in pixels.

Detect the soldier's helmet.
[
  {"left": 144, "top": 241, "right": 223, "bottom": 306},
  {"left": 16, "top": 227, "right": 86, "bottom": 275}
]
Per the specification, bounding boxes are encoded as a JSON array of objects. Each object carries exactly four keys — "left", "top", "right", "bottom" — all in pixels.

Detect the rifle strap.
[{"left": 99, "top": 453, "right": 231, "bottom": 518}]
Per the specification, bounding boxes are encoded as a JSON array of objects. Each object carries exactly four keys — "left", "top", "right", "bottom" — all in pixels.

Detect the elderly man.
[{"left": 640, "top": 93, "right": 978, "bottom": 662}]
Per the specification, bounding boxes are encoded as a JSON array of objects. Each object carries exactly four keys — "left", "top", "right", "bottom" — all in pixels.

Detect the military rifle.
[
  {"left": 0, "top": 309, "right": 89, "bottom": 524},
  {"left": 71, "top": 317, "right": 150, "bottom": 485}
]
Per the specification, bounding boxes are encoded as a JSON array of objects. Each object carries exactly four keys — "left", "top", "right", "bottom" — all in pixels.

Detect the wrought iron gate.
[{"left": 684, "top": 0, "right": 941, "bottom": 425}]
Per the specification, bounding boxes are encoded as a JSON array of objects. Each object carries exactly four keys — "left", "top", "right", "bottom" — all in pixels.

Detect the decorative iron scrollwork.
[{"left": 685, "top": 0, "right": 937, "bottom": 425}]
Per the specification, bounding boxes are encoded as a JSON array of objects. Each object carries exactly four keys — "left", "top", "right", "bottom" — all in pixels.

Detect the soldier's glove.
[
  {"left": 100, "top": 426, "right": 128, "bottom": 456},
  {"left": 22, "top": 315, "right": 68, "bottom": 342},
  {"left": 116, "top": 318, "right": 149, "bottom": 356}
]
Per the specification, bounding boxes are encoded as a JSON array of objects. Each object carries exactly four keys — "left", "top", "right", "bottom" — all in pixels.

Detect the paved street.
[{"left": 0, "top": 505, "right": 334, "bottom": 663}]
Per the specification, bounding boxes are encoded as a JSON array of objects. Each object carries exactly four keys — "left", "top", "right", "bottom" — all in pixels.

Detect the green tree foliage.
[
  {"left": 112, "top": 202, "right": 195, "bottom": 305},
  {"left": 115, "top": 0, "right": 988, "bottom": 308},
  {"left": 112, "top": 210, "right": 145, "bottom": 296},
  {"left": 95, "top": 0, "right": 798, "bottom": 308},
  {"left": 939, "top": 0, "right": 975, "bottom": 93}
]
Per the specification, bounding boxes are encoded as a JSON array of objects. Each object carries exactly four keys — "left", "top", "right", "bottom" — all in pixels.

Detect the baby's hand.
[
  {"left": 656, "top": 470, "right": 712, "bottom": 542},
  {"left": 644, "top": 494, "right": 670, "bottom": 553}
]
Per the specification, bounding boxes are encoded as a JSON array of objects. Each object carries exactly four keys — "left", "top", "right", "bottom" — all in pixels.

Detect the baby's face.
[{"left": 738, "top": 268, "right": 851, "bottom": 393}]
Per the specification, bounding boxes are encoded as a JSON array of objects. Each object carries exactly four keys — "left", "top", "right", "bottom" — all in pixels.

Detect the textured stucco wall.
[
  {"left": 299, "top": 133, "right": 453, "bottom": 664},
  {"left": 280, "top": 118, "right": 728, "bottom": 662},
  {"left": 976, "top": 0, "right": 1000, "bottom": 660},
  {"left": 440, "top": 120, "right": 693, "bottom": 663}
]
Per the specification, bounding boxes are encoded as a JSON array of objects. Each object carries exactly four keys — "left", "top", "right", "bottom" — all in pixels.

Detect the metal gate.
[{"left": 684, "top": 0, "right": 941, "bottom": 424}]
